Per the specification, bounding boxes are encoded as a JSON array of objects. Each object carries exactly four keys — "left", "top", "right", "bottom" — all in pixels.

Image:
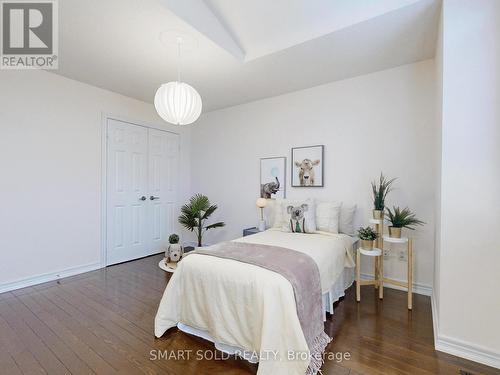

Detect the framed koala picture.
[
  {"left": 291, "top": 145, "right": 324, "bottom": 187},
  {"left": 260, "top": 157, "right": 286, "bottom": 199}
]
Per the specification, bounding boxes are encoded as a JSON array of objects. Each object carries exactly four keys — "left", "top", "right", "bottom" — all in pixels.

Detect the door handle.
[
  {"left": 139, "top": 196, "right": 147, "bottom": 201},
  {"left": 150, "top": 196, "right": 160, "bottom": 200}
]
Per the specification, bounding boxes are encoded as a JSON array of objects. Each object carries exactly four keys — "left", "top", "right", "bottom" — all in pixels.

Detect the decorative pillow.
[
  {"left": 339, "top": 203, "right": 357, "bottom": 235},
  {"left": 315, "top": 201, "right": 341, "bottom": 233},
  {"left": 281, "top": 199, "right": 317, "bottom": 233}
]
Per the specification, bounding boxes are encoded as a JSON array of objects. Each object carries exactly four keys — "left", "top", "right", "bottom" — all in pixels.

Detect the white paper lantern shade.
[{"left": 154, "top": 81, "right": 202, "bottom": 125}]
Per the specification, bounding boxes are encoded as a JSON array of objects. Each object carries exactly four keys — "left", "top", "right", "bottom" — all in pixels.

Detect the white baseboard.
[
  {"left": 436, "top": 335, "right": 500, "bottom": 369},
  {"left": 0, "top": 262, "right": 102, "bottom": 294},
  {"left": 431, "top": 292, "right": 440, "bottom": 347},
  {"left": 431, "top": 293, "right": 500, "bottom": 369},
  {"left": 360, "top": 272, "right": 432, "bottom": 296}
]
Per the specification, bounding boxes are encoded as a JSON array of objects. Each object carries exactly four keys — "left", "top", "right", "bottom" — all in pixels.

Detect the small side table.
[
  {"left": 382, "top": 235, "right": 413, "bottom": 310},
  {"left": 243, "top": 227, "right": 259, "bottom": 237},
  {"left": 183, "top": 245, "right": 195, "bottom": 253},
  {"left": 356, "top": 247, "right": 383, "bottom": 302}
]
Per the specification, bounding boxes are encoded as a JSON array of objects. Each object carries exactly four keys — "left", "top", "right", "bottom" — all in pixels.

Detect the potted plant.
[
  {"left": 178, "top": 194, "right": 225, "bottom": 248},
  {"left": 357, "top": 226, "right": 378, "bottom": 250},
  {"left": 385, "top": 206, "right": 425, "bottom": 238},
  {"left": 371, "top": 173, "right": 396, "bottom": 220},
  {"left": 165, "top": 234, "right": 183, "bottom": 265}
]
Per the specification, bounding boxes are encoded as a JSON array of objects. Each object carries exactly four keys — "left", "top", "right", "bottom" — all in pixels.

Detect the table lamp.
[{"left": 256, "top": 198, "right": 267, "bottom": 231}]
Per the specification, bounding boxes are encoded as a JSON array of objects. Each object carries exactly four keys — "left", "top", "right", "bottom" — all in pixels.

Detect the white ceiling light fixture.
[{"left": 155, "top": 34, "right": 202, "bottom": 125}]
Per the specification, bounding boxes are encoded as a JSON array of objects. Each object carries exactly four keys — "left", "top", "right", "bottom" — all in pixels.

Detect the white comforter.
[{"left": 155, "top": 229, "right": 354, "bottom": 375}]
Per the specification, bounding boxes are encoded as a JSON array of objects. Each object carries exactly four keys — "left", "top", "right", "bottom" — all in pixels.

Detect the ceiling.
[
  {"left": 54, "top": 0, "right": 440, "bottom": 112},
  {"left": 205, "top": 0, "right": 423, "bottom": 61}
]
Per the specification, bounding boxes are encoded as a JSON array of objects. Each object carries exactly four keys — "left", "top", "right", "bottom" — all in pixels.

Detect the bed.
[{"left": 155, "top": 228, "right": 356, "bottom": 375}]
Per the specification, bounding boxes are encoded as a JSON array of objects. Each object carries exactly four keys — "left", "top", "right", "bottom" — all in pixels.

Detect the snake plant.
[
  {"left": 385, "top": 206, "right": 425, "bottom": 229},
  {"left": 371, "top": 173, "right": 396, "bottom": 211}
]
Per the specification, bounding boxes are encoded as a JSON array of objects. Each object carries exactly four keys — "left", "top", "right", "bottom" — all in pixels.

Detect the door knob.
[
  {"left": 150, "top": 196, "right": 160, "bottom": 200},
  {"left": 139, "top": 196, "right": 147, "bottom": 201}
]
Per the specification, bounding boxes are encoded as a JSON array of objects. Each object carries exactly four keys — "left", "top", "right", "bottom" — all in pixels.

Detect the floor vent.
[{"left": 460, "top": 370, "right": 475, "bottom": 375}]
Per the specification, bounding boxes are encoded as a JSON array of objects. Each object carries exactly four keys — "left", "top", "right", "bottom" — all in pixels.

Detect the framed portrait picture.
[
  {"left": 260, "top": 157, "right": 286, "bottom": 199},
  {"left": 291, "top": 145, "right": 324, "bottom": 187}
]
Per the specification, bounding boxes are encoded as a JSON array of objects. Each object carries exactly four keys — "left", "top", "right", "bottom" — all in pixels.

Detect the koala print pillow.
[{"left": 281, "top": 199, "right": 317, "bottom": 233}]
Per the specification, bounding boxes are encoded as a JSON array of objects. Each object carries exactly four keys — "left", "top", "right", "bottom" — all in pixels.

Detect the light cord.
[{"left": 176, "top": 37, "right": 182, "bottom": 82}]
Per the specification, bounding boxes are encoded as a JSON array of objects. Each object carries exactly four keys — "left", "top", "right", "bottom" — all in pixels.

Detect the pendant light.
[{"left": 154, "top": 36, "right": 202, "bottom": 125}]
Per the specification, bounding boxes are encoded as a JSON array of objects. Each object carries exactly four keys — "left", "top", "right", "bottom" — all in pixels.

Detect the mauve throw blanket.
[{"left": 191, "top": 241, "right": 331, "bottom": 375}]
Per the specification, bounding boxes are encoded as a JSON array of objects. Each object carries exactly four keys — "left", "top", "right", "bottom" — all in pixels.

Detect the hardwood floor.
[{"left": 0, "top": 254, "right": 498, "bottom": 375}]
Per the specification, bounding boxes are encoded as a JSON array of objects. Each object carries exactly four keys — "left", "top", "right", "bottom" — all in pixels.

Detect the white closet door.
[
  {"left": 106, "top": 119, "right": 149, "bottom": 265},
  {"left": 148, "top": 128, "right": 179, "bottom": 253},
  {"left": 106, "top": 119, "right": 179, "bottom": 265}
]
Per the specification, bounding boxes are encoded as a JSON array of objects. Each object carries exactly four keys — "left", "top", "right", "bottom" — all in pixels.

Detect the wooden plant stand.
[{"left": 356, "top": 217, "right": 414, "bottom": 310}]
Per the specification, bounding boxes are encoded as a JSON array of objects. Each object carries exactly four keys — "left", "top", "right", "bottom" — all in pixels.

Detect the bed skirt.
[{"left": 177, "top": 266, "right": 355, "bottom": 364}]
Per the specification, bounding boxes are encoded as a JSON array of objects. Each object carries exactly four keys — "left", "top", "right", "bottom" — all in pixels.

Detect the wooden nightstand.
[{"left": 243, "top": 227, "right": 259, "bottom": 236}]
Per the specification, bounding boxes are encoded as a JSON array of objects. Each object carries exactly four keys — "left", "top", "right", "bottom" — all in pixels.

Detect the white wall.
[
  {"left": 433, "top": 2, "right": 443, "bottom": 320},
  {"left": 434, "top": 0, "right": 500, "bottom": 367},
  {"left": 191, "top": 60, "right": 437, "bottom": 290},
  {"left": 0, "top": 70, "right": 191, "bottom": 291}
]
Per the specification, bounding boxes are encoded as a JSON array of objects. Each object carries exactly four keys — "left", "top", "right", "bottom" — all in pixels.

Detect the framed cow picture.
[
  {"left": 260, "top": 157, "right": 286, "bottom": 199},
  {"left": 291, "top": 145, "right": 324, "bottom": 187}
]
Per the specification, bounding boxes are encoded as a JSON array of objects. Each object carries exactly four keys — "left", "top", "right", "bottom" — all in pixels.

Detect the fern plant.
[
  {"left": 178, "top": 194, "right": 225, "bottom": 247},
  {"left": 357, "top": 226, "right": 378, "bottom": 241},
  {"left": 371, "top": 173, "right": 396, "bottom": 211},
  {"left": 385, "top": 206, "right": 425, "bottom": 229}
]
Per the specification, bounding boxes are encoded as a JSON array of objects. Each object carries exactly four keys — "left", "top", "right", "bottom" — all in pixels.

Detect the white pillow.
[
  {"left": 270, "top": 199, "right": 284, "bottom": 228},
  {"left": 339, "top": 203, "right": 357, "bottom": 235},
  {"left": 316, "top": 201, "right": 341, "bottom": 233},
  {"left": 281, "top": 199, "right": 317, "bottom": 233}
]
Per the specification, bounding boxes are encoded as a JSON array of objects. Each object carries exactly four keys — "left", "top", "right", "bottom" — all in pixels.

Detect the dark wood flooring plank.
[
  {"left": 42, "top": 286, "right": 174, "bottom": 375},
  {"left": 1, "top": 253, "right": 498, "bottom": 375},
  {"left": 56, "top": 284, "right": 196, "bottom": 375},
  {"left": 51, "top": 284, "right": 154, "bottom": 346},
  {"left": 13, "top": 293, "right": 97, "bottom": 375},
  {"left": 24, "top": 292, "right": 120, "bottom": 375},
  {"left": 107, "top": 260, "right": 170, "bottom": 291},
  {"left": 84, "top": 274, "right": 159, "bottom": 314},
  {"left": 36, "top": 289, "right": 142, "bottom": 374},
  {"left": 0, "top": 291, "right": 15, "bottom": 301},
  {"left": 73, "top": 282, "right": 155, "bottom": 334},
  {"left": 85, "top": 273, "right": 164, "bottom": 310},
  {"left": 0, "top": 314, "right": 46, "bottom": 375},
  {"left": 325, "top": 286, "right": 500, "bottom": 375},
  {"left": 0, "top": 299, "right": 70, "bottom": 375},
  {"left": 0, "top": 351, "right": 23, "bottom": 375},
  {"left": 102, "top": 266, "right": 167, "bottom": 297}
]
